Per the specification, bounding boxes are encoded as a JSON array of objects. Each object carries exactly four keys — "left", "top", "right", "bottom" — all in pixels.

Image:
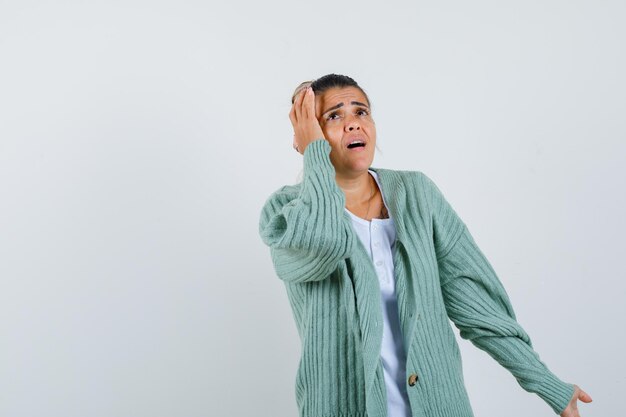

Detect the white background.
[{"left": 1, "top": 1, "right": 623, "bottom": 416}]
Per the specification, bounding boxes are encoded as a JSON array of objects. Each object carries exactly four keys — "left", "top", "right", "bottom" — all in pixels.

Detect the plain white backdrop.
[{"left": 0, "top": 1, "right": 623, "bottom": 416}]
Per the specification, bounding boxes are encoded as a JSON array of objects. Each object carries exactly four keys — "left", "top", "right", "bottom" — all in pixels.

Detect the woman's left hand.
[{"left": 560, "top": 384, "right": 592, "bottom": 417}]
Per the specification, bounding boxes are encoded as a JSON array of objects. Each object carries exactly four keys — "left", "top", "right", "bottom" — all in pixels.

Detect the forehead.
[{"left": 317, "top": 86, "right": 368, "bottom": 107}]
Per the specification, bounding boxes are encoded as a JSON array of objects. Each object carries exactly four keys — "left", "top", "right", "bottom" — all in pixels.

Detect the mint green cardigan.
[{"left": 259, "top": 138, "right": 574, "bottom": 417}]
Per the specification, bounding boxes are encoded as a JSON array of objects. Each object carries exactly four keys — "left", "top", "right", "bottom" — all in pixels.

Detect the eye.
[
  {"left": 356, "top": 108, "right": 369, "bottom": 116},
  {"left": 326, "top": 112, "right": 340, "bottom": 121}
]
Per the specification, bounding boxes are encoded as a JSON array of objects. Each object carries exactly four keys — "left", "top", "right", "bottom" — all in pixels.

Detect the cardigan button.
[{"left": 408, "top": 373, "right": 419, "bottom": 386}]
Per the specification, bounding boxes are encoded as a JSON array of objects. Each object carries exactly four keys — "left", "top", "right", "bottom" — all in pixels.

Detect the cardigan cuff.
[
  {"left": 303, "top": 138, "right": 332, "bottom": 172},
  {"left": 535, "top": 372, "right": 575, "bottom": 414}
]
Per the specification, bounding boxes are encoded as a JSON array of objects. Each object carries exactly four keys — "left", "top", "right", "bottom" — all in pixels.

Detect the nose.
[{"left": 345, "top": 115, "right": 361, "bottom": 132}]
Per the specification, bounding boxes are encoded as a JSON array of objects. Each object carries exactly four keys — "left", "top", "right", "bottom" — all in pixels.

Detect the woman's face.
[{"left": 314, "top": 86, "right": 376, "bottom": 177}]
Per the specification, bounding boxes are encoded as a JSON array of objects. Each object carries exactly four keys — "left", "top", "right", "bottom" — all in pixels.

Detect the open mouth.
[{"left": 347, "top": 140, "right": 366, "bottom": 150}]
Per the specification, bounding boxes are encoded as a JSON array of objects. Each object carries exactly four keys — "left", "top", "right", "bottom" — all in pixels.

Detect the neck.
[{"left": 336, "top": 170, "right": 375, "bottom": 207}]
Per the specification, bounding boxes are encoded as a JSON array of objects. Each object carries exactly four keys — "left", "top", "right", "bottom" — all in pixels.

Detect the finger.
[
  {"left": 578, "top": 389, "right": 593, "bottom": 403},
  {"left": 289, "top": 104, "right": 297, "bottom": 127},
  {"left": 296, "top": 86, "right": 306, "bottom": 120},
  {"left": 290, "top": 95, "right": 299, "bottom": 125},
  {"left": 294, "top": 87, "right": 307, "bottom": 123},
  {"left": 303, "top": 86, "right": 315, "bottom": 120},
  {"left": 302, "top": 86, "right": 315, "bottom": 120},
  {"left": 309, "top": 87, "right": 319, "bottom": 120}
]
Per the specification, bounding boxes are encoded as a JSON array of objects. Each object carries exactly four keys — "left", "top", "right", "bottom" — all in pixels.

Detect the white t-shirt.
[{"left": 344, "top": 169, "right": 412, "bottom": 417}]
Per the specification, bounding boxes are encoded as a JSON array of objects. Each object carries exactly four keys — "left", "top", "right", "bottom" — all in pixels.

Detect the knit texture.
[{"left": 259, "top": 138, "right": 574, "bottom": 417}]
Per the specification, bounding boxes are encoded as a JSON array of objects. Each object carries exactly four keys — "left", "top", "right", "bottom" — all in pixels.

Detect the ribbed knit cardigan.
[{"left": 258, "top": 138, "right": 574, "bottom": 417}]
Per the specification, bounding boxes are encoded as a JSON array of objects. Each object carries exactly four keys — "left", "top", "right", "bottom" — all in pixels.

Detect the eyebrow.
[{"left": 322, "top": 101, "right": 370, "bottom": 115}]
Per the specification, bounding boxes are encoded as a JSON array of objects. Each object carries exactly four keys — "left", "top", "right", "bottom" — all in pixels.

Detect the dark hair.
[{"left": 290, "top": 74, "right": 371, "bottom": 107}]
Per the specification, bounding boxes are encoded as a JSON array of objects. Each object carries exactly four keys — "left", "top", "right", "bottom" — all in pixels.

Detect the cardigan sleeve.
[
  {"left": 422, "top": 173, "right": 575, "bottom": 415},
  {"left": 258, "top": 138, "right": 356, "bottom": 284}
]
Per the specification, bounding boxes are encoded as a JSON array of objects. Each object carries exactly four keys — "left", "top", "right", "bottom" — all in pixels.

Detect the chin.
[
  {"left": 330, "top": 151, "right": 373, "bottom": 173},
  {"left": 349, "top": 159, "right": 373, "bottom": 172}
]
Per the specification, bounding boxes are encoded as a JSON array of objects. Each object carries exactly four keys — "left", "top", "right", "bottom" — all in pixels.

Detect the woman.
[{"left": 258, "top": 74, "right": 591, "bottom": 417}]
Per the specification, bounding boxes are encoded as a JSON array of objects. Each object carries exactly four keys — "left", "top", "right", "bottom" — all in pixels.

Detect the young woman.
[{"left": 259, "top": 73, "right": 591, "bottom": 417}]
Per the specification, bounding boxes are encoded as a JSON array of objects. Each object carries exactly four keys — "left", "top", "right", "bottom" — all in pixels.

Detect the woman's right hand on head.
[{"left": 289, "top": 86, "right": 325, "bottom": 155}]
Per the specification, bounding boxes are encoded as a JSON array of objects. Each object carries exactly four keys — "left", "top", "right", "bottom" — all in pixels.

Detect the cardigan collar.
[{"left": 368, "top": 166, "right": 410, "bottom": 246}]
